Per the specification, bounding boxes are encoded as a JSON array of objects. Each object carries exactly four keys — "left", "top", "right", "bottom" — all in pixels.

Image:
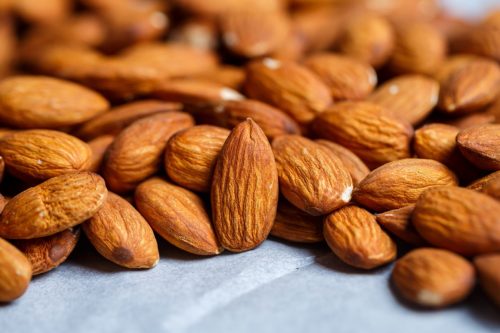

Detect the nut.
[{"left": 0, "top": 237, "right": 32, "bottom": 302}]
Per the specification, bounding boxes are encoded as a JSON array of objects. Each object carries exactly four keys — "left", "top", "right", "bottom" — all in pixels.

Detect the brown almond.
[
  {"left": 211, "top": 119, "right": 278, "bottom": 252},
  {"left": 456, "top": 124, "right": 500, "bottom": 170},
  {"left": 136, "top": 177, "right": 221, "bottom": 256},
  {"left": 392, "top": 248, "right": 475, "bottom": 308},
  {"left": 324, "top": 205, "right": 397, "bottom": 270},
  {"left": 194, "top": 66, "right": 245, "bottom": 90},
  {"left": 376, "top": 205, "right": 425, "bottom": 246},
  {"left": 468, "top": 170, "right": 500, "bottom": 200},
  {"left": 103, "top": 112, "right": 194, "bottom": 193},
  {"left": 83, "top": 192, "right": 159, "bottom": 268},
  {"left": 0, "top": 172, "right": 107, "bottom": 239},
  {"left": 273, "top": 135, "right": 352, "bottom": 215},
  {"left": 444, "top": 112, "right": 496, "bottom": 130},
  {"left": 153, "top": 79, "right": 244, "bottom": 104},
  {"left": 474, "top": 253, "right": 500, "bottom": 306},
  {"left": 353, "top": 159, "right": 457, "bottom": 212},
  {"left": 87, "top": 135, "right": 114, "bottom": 173},
  {"left": 165, "top": 125, "right": 230, "bottom": 192},
  {"left": 0, "top": 237, "right": 32, "bottom": 302},
  {"left": 413, "top": 186, "right": 500, "bottom": 255},
  {"left": 433, "top": 54, "right": 480, "bottom": 83}
]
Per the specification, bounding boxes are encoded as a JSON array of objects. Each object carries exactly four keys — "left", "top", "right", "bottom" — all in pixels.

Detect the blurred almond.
[
  {"left": 376, "top": 205, "right": 425, "bottom": 246},
  {"left": 457, "top": 124, "right": 500, "bottom": 170},
  {"left": 474, "top": 253, "right": 500, "bottom": 306},
  {"left": 87, "top": 135, "right": 114, "bottom": 173},
  {"left": 153, "top": 79, "right": 244, "bottom": 104},
  {"left": 468, "top": 170, "right": 500, "bottom": 200},
  {"left": 0, "top": 237, "right": 32, "bottom": 302}
]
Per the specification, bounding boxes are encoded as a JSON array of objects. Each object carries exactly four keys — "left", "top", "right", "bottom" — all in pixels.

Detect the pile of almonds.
[{"left": 0, "top": 0, "right": 499, "bottom": 311}]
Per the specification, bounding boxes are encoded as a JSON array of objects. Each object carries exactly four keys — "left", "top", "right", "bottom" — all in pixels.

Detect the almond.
[
  {"left": 165, "top": 125, "right": 230, "bottom": 192},
  {"left": 15, "top": 228, "right": 80, "bottom": 275},
  {"left": 433, "top": 54, "right": 479, "bottom": 83},
  {"left": 135, "top": 177, "right": 222, "bottom": 255},
  {"left": 413, "top": 186, "right": 500, "bottom": 255},
  {"left": 376, "top": 205, "right": 425, "bottom": 246},
  {"left": 273, "top": 135, "right": 352, "bottom": 215},
  {"left": 392, "top": 248, "right": 475, "bottom": 308},
  {"left": 83, "top": 192, "right": 159, "bottom": 268},
  {"left": 244, "top": 58, "right": 332, "bottom": 125},
  {"left": 103, "top": 112, "right": 194, "bottom": 193},
  {"left": 194, "top": 66, "right": 245, "bottom": 90},
  {"left": 474, "top": 253, "right": 500, "bottom": 306},
  {"left": 444, "top": 112, "right": 496, "bottom": 130},
  {"left": 323, "top": 205, "right": 397, "bottom": 270},
  {"left": 468, "top": 170, "right": 500, "bottom": 200},
  {"left": 0, "top": 129, "right": 92, "bottom": 182},
  {"left": 152, "top": 79, "right": 244, "bottom": 104},
  {"left": 0, "top": 237, "right": 32, "bottom": 302},
  {"left": 211, "top": 119, "right": 278, "bottom": 252},
  {"left": 456, "top": 124, "right": 500, "bottom": 170},
  {"left": 87, "top": 135, "right": 114, "bottom": 173},
  {"left": 312, "top": 102, "right": 413, "bottom": 168},
  {"left": 0, "top": 172, "right": 107, "bottom": 239},
  {"left": 353, "top": 159, "right": 458, "bottom": 212}
]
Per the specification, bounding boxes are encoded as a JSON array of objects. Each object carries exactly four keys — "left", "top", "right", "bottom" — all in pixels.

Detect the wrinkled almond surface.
[{"left": 456, "top": 124, "right": 500, "bottom": 170}]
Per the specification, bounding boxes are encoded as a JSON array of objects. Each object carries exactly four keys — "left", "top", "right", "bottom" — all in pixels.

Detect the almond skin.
[
  {"left": 376, "top": 205, "right": 426, "bottom": 246},
  {"left": 15, "top": 228, "right": 80, "bottom": 275},
  {"left": 83, "top": 192, "right": 159, "bottom": 268},
  {"left": 0, "top": 75, "right": 109, "bottom": 129},
  {"left": 413, "top": 186, "right": 500, "bottom": 255},
  {"left": 456, "top": 124, "right": 500, "bottom": 171},
  {"left": 211, "top": 119, "right": 278, "bottom": 252},
  {"left": 0, "top": 172, "right": 107, "bottom": 239},
  {"left": 136, "top": 177, "right": 222, "bottom": 256},
  {"left": 152, "top": 79, "right": 244, "bottom": 104},
  {"left": 0, "top": 129, "right": 92, "bottom": 182},
  {"left": 474, "top": 253, "right": 500, "bottom": 306},
  {"left": 244, "top": 58, "right": 332, "bottom": 125},
  {"left": 324, "top": 205, "right": 397, "bottom": 270},
  {"left": 392, "top": 248, "right": 475, "bottom": 308},
  {"left": 103, "top": 112, "right": 194, "bottom": 193},
  {"left": 87, "top": 134, "right": 114, "bottom": 173},
  {"left": 353, "top": 159, "right": 458, "bottom": 212},
  {"left": 273, "top": 135, "right": 352, "bottom": 216},
  {"left": 0, "top": 237, "right": 32, "bottom": 302},
  {"left": 312, "top": 102, "right": 413, "bottom": 168},
  {"left": 165, "top": 125, "right": 230, "bottom": 192},
  {"left": 468, "top": 170, "right": 500, "bottom": 200}
]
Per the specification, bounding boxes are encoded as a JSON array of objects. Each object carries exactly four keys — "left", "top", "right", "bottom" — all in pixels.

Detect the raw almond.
[
  {"left": 273, "top": 135, "right": 352, "bottom": 215},
  {"left": 468, "top": 170, "right": 500, "bottom": 200},
  {"left": 153, "top": 79, "right": 244, "bottom": 104},
  {"left": 413, "top": 186, "right": 500, "bottom": 255},
  {"left": 376, "top": 205, "right": 426, "bottom": 246},
  {"left": 136, "top": 177, "right": 221, "bottom": 255},
  {"left": 456, "top": 124, "right": 500, "bottom": 170},
  {"left": 323, "top": 205, "right": 397, "bottom": 270},
  {"left": 474, "top": 253, "right": 500, "bottom": 306},
  {"left": 83, "top": 192, "right": 159, "bottom": 268},
  {"left": 165, "top": 125, "right": 230, "bottom": 192},
  {"left": 194, "top": 65, "right": 245, "bottom": 90},
  {"left": 0, "top": 172, "right": 107, "bottom": 239},
  {"left": 87, "top": 135, "right": 114, "bottom": 173},
  {"left": 0, "top": 237, "right": 32, "bottom": 302},
  {"left": 211, "top": 119, "right": 278, "bottom": 252},
  {"left": 392, "top": 248, "right": 475, "bottom": 308}
]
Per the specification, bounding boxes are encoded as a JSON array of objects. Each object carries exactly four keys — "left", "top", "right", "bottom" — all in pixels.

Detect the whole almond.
[
  {"left": 376, "top": 205, "right": 426, "bottom": 246},
  {"left": 211, "top": 119, "right": 278, "bottom": 252},
  {"left": 456, "top": 124, "right": 500, "bottom": 170},
  {"left": 0, "top": 75, "right": 109, "bottom": 129},
  {"left": 324, "top": 205, "right": 397, "bottom": 270},
  {"left": 353, "top": 159, "right": 457, "bottom": 212},
  {"left": 0, "top": 172, "right": 107, "bottom": 239},
  {"left": 273, "top": 135, "right": 352, "bottom": 215},
  {"left": 136, "top": 177, "right": 221, "bottom": 255},
  {"left": 474, "top": 253, "right": 500, "bottom": 306},
  {"left": 0, "top": 237, "right": 32, "bottom": 302},
  {"left": 83, "top": 192, "right": 159, "bottom": 268},
  {"left": 0, "top": 129, "right": 92, "bottom": 182},
  {"left": 433, "top": 54, "right": 479, "bottom": 83},
  {"left": 413, "top": 186, "right": 500, "bottom": 255},
  {"left": 244, "top": 58, "right": 332, "bottom": 125},
  {"left": 153, "top": 79, "right": 244, "bottom": 104},
  {"left": 15, "top": 228, "right": 80, "bottom": 275},
  {"left": 87, "top": 135, "right": 114, "bottom": 173},
  {"left": 165, "top": 125, "right": 230, "bottom": 192},
  {"left": 103, "top": 112, "right": 194, "bottom": 193},
  {"left": 312, "top": 102, "right": 413, "bottom": 168},
  {"left": 392, "top": 248, "right": 475, "bottom": 308}
]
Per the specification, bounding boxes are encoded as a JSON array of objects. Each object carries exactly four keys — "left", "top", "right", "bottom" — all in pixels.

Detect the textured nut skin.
[
  {"left": 324, "top": 205, "right": 397, "bottom": 270},
  {"left": 474, "top": 254, "right": 500, "bottom": 306},
  {"left": 392, "top": 248, "right": 475, "bottom": 308},
  {"left": 83, "top": 192, "right": 159, "bottom": 268},
  {"left": 211, "top": 119, "right": 278, "bottom": 252},
  {"left": 87, "top": 135, "right": 114, "bottom": 173},
  {"left": 413, "top": 186, "right": 500, "bottom": 255},
  {"left": 165, "top": 125, "right": 230, "bottom": 192},
  {"left": 270, "top": 200, "right": 323, "bottom": 244},
  {"left": 368, "top": 75, "right": 439, "bottom": 125},
  {"left": 316, "top": 139, "right": 369, "bottom": 186},
  {"left": 103, "top": 112, "right": 194, "bottom": 193},
  {"left": 312, "top": 102, "right": 413, "bottom": 168},
  {"left": 376, "top": 205, "right": 425, "bottom": 246},
  {"left": 136, "top": 178, "right": 221, "bottom": 256},
  {"left": 0, "top": 130, "right": 92, "bottom": 182},
  {"left": 457, "top": 124, "right": 500, "bottom": 171},
  {"left": 244, "top": 58, "right": 332, "bottom": 125},
  {"left": 273, "top": 135, "right": 352, "bottom": 216},
  {"left": 0, "top": 172, "right": 107, "bottom": 239},
  {"left": 0, "top": 75, "right": 109, "bottom": 129},
  {"left": 353, "top": 159, "right": 458, "bottom": 212},
  {"left": 0, "top": 237, "right": 32, "bottom": 302},
  {"left": 15, "top": 228, "right": 80, "bottom": 275}
]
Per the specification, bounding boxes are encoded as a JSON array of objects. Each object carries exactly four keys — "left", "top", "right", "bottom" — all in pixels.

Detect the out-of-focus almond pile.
[{"left": 0, "top": 0, "right": 499, "bottom": 310}]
